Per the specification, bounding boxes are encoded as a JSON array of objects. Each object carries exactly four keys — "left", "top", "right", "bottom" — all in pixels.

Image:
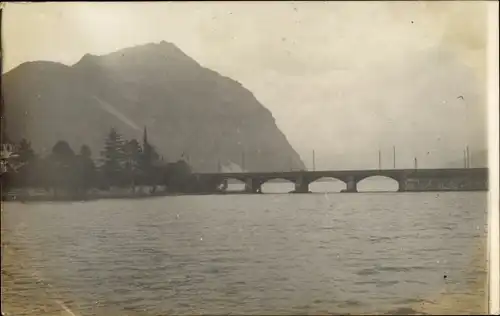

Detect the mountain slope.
[{"left": 2, "top": 41, "right": 305, "bottom": 172}]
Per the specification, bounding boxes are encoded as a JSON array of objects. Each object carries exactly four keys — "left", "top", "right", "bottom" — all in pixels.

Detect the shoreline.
[
  {"left": 0, "top": 189, "right": 258, "bottom": 203},
  {"left": 1, "top": 188, "right": 488, "bottom": 203}
]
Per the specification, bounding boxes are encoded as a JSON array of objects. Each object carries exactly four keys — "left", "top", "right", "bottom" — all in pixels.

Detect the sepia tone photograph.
[{"left": 1, "top": 1, "right": 498, "bottom": 315}]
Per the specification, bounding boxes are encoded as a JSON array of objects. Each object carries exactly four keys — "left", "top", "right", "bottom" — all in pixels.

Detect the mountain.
[{"left": 1, "top": 41, "right": 305, "bottom": 172}]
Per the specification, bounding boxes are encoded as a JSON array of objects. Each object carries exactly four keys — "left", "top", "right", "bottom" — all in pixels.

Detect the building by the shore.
[{"left": 1, "top": 142, "right": 20, "bottom": 175}]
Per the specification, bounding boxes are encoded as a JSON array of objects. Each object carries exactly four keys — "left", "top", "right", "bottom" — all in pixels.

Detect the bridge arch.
[
  {"left": 309, "top": 176, "right": 347, "bottom": 193},
  {"left": 219, "top": 177, "right": 247, "bottom": 192},
  {"left": 260, "top": 177, "right": 296, "bottom": 193},
  {"left": 356, "top": 175, "right": 400, "bottom": 192}
]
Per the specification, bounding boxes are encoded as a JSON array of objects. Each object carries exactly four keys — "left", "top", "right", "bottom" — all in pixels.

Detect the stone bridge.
[{"left": 193, "top": 168, "right": 488, "bottom": 193}]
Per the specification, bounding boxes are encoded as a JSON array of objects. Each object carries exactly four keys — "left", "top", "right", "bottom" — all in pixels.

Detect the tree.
[
  {"left": 141, "top": 127, "right": 152, "bottom": 169},
  {"left": 50, "top": 140, "right": 77, "bottom": 197},
  {"left": 164, "top": 160, "right": 193, "bottom": 192},
  {"left": 13, "top": 138, "right": 36, "bottom": 188},
  {"left": 77, "top": 144, "right": 96, "bottom": 196},
  {"left": 52, "top": 140, "right": 75, "bottom": 161},
  {"left": 80, "top": 144, "right": 92, "bottom": 159},
  {"left": 33, "top": 156, "right": 53, "bottom": 192},
  {"left": 144, "top": 127, "right": 161, "bottom": 165},
  {"left": 123, "top": 138, "right": 142, "bottom": 191},
  {"left": 100, "top": 127, "right": 126, "bottom": 186},
  {"left": 140, "top": 127, "right": 161, "bottom": 191},
  {"left": 16, "top": 138, "right": 35, "bottom": 164}
]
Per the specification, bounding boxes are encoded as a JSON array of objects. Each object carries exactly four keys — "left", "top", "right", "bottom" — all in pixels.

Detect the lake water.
[{"left": 1, "top": 181, "right": 488, "bottom": 315}]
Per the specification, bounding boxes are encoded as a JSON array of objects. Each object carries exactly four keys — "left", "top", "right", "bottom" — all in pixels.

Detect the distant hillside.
[{"left": 2, "top": 41, "right": 305, "bottom": 172}]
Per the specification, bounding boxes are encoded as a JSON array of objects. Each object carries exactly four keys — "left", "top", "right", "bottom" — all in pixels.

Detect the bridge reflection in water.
[{"left": 193, "top": 168, "right": 488, "bottom": 194}]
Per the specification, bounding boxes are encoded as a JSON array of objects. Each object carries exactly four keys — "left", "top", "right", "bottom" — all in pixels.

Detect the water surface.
[{"left": 1, "top": 187, "right": 488, "bottom": 315}]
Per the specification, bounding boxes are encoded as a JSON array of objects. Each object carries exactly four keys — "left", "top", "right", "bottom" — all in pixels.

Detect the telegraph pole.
[
  {"left": 414, "top": 157, "right": 418, "bottom": 170},
  {"left": 465, "top": 145, "right": 470, "bottom": 168},
  {"left": 459, "top": 96, "right": 470, "bottom": 169},
  {"left": 378, "top": 149, "right": 382, "bottom": 170},
  {"left": 393, "top": 146, "right": 396, "bottom": 169},
  {"left": 312, "top": 150, "right": 316, "bottom": 171},
  {"left": 463, "top": 149, "right": 467, "bottom": 168}
]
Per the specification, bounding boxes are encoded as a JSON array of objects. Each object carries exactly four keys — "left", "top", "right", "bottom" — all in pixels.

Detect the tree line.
[{"left": 1, "top": 127, "right": 194, "bottom": 199}]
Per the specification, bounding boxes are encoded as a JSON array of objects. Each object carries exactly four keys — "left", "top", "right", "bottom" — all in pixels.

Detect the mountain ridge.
[{"left": 2, "top": 41, "right": 306, "bottom": 172}]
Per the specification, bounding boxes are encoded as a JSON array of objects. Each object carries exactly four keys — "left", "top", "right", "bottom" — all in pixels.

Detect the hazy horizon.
[{"left": 2, "top": 1, "right": 494, "bottom": 170}]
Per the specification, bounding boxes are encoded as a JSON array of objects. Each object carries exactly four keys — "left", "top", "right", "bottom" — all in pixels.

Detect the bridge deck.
[{"left": 195, "top": 168, "right": 488, "bottom": 178}]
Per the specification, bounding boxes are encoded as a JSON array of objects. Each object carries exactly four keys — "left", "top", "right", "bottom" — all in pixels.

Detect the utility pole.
[
  {"left": 312, "top": 150, "right": 316, "bottom": 171},
  {"left": 463, "top": 149, "right": 467, "bottom": 168},
  {"left": 414, "top": 157, "right": 418, "bottom": 170},
  {"left": 378, "top": 149, "right": 382, "bottom": 170},
  {"left": 393, "top": 146, "right": 396, "bottom": 169},
  {"left": 465, "top": 145, "right": 470, "bottom": 168},
  {"left": 460, "top": 96, "right": 470, "bottom": 169}
]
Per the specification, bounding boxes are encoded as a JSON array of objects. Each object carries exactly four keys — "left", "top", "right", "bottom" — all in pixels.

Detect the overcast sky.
[{"left": 2, "top": 1, "right": 495, "bottom": 169}]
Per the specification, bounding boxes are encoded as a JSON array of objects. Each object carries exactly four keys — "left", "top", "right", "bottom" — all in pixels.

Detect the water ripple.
[{"left": 1, "top": 191, "right": 487, "bottom": 315}]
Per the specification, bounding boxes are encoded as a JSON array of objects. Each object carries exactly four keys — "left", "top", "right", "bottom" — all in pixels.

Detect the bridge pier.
[
  {"left": 398, "top": 178, "right": 407, "bottom": 192},
  {"left": 221, "top": 179, "right": 228, "bottom": 191},
  {"left": 345, "top": 176, "right": 358, "bottom": 193},
  {"left": 293, "top": 176, "right": 310, "bottom": 193},
  {"left": 244, "top": 178, "right": 261, "bottom": 193}
]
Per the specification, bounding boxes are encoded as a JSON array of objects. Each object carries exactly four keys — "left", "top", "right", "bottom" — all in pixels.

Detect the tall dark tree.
[
  {"left": 140, "top": 127, "right": 161, "bottom": 191},
  {"left": 50, "top": 140, "right": 77, "bottom": 197},
  {"left": 101, "top": 127, "right": 126, "bottom": 186},
  {"left": 123, "top": 138, "right": 142, "bottom": 191},
  {"left": 80, "top": 144, "right": 92, "bottom": 159},
  {"left": 52, "top": 140, "right": 75, "bottom": 161},
  {"left": 77, "top": 144, "right": 96, "bottom": 195},
  {"left": 165, "top": 160, "right": 193, "bottom": 192},
  {"left": 141, "top": 127, "right": 159, "bottom": 170}
]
